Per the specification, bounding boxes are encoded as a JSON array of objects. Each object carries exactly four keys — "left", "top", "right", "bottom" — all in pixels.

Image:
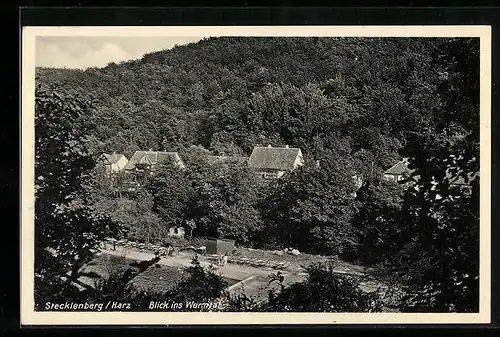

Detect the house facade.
[
  {"left": 442, "top": 169, "right": 478, "bottom": 197},
  {"left": 248, "top": 145, "right": 304, "bottom": 179},
  {"left": 98, "top": 153, "right": 129, "bottom": 174}
]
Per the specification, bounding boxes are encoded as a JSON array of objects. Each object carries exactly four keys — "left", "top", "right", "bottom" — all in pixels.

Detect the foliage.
[
  {"left": 83, "top": 255, "right": 228, "bottom": 311},
  {"left": 36, "top": 37, "right": 440, "bottom": 164},
  {"left": 147, "top": 161, "right": 195, "bottom": 229},
  {"left": 351, "top": 178, "right": 405, "bottom": 265},
  {"left": 166, "top": 255, "right": 228, "bottom": 305},
  {"left": 188, "top": 160, "right": 265, "bottom": 244},
  {"left": 261, "top": 148, "right": 359, "bottom": 255},
  {"left": 263, "top": 263, "right": 383, "bottom": 312},
  {"left": 34, "top": 88, "right": 116, "bottom": 307},
  {"left": 381, "top": 38, "right": 480, "bottom": 312}
]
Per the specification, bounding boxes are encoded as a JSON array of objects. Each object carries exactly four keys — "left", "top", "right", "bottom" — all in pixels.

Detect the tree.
[
  {"left": 209, "top": 133, "right": 244, "bottom": 156},
  {"left": 189, "top": 160, "right": 264, "bottom": 244},
  {"left": 118, "top": 190, "right": 166, "bottom": 243},
  {"left": 167, "top": 255, "right": 228, "bottom": 305},
  {"left": 261, "top": 147, "right": 359, "bottom": 255},
  {"left": 388, "top": 138, "right": 479, "bottom": 312},
  {"left": 148, "top": 161, "right": 194, "bottom": 230},
  {"left": 34, "top": 88, "right": 115, "bottom": 307},
  {"left": 351, "top": 178, "right": 405, "bottom": 265}
]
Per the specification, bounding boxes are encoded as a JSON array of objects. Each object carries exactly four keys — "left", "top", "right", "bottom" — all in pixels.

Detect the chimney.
[{"left": 267, "top": 144, "right": 272, "bottom": 148}]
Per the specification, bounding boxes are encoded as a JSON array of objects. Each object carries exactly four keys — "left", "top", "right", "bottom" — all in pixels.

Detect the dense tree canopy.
[
  {"left": 36, "top": 37, "right": 444, "bottom": 168},
  {"left": 34, "top": 88, "right": 117, "bottom": 306}
]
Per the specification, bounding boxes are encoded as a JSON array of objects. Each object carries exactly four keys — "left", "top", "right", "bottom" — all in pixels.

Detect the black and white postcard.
[{"left": 21, "top": 25, "right": 491, "bottom": 325}]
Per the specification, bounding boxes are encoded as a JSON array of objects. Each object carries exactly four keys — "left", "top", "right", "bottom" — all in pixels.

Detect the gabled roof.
[
  {"left": 248, "top": 146, "right": 302, "bottom": 171},
  {"left": 206, "top": 155, "right": 248, "bottom": 165},
  {"left": 99, "top": 153, "right": 126, "bottom": 165},
  {"left": 124, "top": 151, "right": 185, "bottom": 170},
  {"left": 384, "top": 158, "right": 415, "bottom": 176},
  {"left": 446, "top": 169, "right": 479, "bottom": 186}
]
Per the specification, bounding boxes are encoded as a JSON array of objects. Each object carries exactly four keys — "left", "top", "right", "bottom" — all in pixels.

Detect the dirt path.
[
  {"left": 100, "top": 246, "right": 307, "bottom": 300},
  {"left": 102, "top": 247, "right": 303, "bottom": 280}
]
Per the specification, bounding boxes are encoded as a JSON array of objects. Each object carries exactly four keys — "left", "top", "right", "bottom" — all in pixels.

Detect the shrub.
[{"left": 264, "top": 263, "right": 383, "bottom": 312}]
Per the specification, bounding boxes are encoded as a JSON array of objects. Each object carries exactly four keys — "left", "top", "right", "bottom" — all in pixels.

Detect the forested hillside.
[
  {"left": 36, "top": 37, "right": 446, "bottom": 173},
  {"left": 35, "top": 37, "right": 480, "bottom": 312}
]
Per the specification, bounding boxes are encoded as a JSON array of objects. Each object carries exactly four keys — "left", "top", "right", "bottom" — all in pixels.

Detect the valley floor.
[{"left": 88, "top": 243, "right": 396, "bottom": 308}]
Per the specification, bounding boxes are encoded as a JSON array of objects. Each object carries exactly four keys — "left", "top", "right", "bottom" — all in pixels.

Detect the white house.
[{"left": 98, "top": 152, "right": 129, "bottom": 174}]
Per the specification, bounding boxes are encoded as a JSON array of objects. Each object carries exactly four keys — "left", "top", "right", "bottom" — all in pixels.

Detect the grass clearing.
[
  {"left": 130, "top": 264, "right": 184, "bottom": 293},
  {"left": 83, "top": 252, "right": 241, "bottom": 293},
  {"left": 82, "top": 253, "right": 184, "bottom": 293}
]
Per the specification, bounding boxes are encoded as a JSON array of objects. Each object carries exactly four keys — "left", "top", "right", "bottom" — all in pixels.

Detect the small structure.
[
  {"left": 167, "top": 227, "right": 185, "bottom": 238},
  {"left": 248, "top": 145, "right": 304, "bottom": 179},
  {"left": 205, "top": 237, "right": 236, "bottom": 255},
  {"left": 433, "top": 169, "right": 478, "bottom": 198},
  {"left": 351, "top": 174, "right": 363, "bottom": 198},
  {"left": 383, "top": 158, "right": 414, "bottom": 182},
  {"left": 124, "top": 150, "right": 186, "bottom": 172},
  {"left": 98, "top": 152, "right": 128, "bottom": 174}
]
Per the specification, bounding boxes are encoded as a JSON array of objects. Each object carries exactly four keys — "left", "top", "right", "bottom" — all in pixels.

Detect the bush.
[
  {"left": 263, "top": 263, "right": 383, "bottom": 312},
  {"left": 166, "top": 256, "right": 228, "bottom": 305}
]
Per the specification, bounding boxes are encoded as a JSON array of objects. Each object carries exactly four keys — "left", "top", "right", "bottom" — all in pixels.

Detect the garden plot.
[{"left": 79, "top": 253, "right": 185, "bottom": 292}]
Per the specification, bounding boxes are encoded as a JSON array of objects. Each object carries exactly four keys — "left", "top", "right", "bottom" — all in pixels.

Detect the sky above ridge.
[{"left": 36, "top": 36, "right": 204, "bottom": 69}]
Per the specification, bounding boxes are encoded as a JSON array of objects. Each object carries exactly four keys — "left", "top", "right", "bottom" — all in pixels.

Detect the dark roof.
[
  {"left": 206, "top": 155, "right": 248, "bottom": 165},
  {"left": 124, "top": 151, "right": 185, "bottom": 170},
  {"left": 384, "top": 159, "right": 415, "bottom": 176},
  {"left": 248, "top": 146, "right": 302, "bottom": 171},
  {"left": 100, "top": 153, "right": 126, "bottom": 165}
]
